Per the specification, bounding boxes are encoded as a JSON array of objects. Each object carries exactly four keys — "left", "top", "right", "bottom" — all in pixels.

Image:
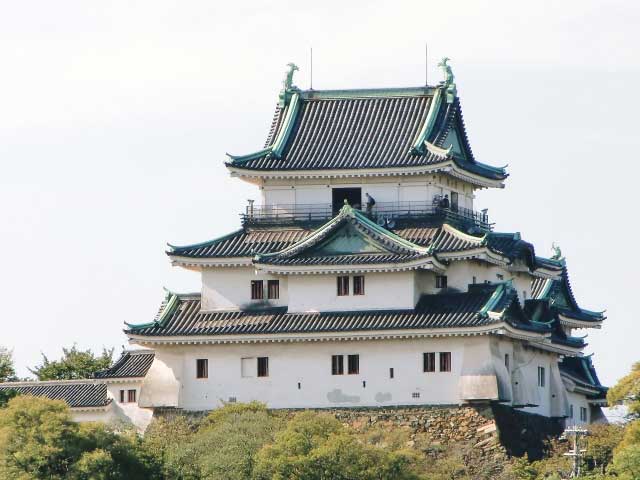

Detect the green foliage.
[
  {"left": 0, "top": 346, "right": 17, "bottom": 382},
  {"left": 607, "top": 361, "right": 640, "bottom": 417},
  {"left": 30, "top": 345, "right": 114, "bottom": 381},
  {"left": 253, "top": 411, "right": 424, "bottom": 480},
  {"left": 0, "top": 395, "right": 160, "bottom": 479},
  {"left": 609, "top": 444, "right": 640, "bottom": 479},
  {"left": 584, "top": 424, "right": 625, "bottom": 473},
  {"left": 0, "top": 389, "right": 18, "bottom": 408}
]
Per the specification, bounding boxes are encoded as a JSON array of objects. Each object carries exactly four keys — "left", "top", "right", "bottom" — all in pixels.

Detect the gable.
[
  {"left": 443, "top": 127, "right": 466, "bottom": 159},
  {"left": 304, "top": 222, "right": 392, "bottom": 256}
]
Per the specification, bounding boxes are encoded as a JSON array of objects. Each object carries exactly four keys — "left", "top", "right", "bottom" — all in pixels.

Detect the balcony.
[{"left": 241, "top": 200, "right": 491, "bottom": 232}]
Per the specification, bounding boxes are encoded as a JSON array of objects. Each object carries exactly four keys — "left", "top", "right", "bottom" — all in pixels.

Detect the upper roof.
[
  {"left": 225, "top": 62, "right": 507, "bottom": 186},
  {"left": 125, "top": 283, "right": 549, "bottom": 339},
  {"left": 94, "top": 350, "right": 155, "bottom": 379},
  {"left": 0, "top": 381, "right": 110, "bottom": 408}
]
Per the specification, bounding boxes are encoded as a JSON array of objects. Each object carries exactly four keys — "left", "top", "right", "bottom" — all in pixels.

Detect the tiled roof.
[
  {"left": 560, "top": 356, "right": 607, "bottom": 396},
  {"left": 94, "top": 350, "right": 155, "bottom": 379},
  {"left": 0, "top": 382, "right": 110, "bottom": 408},
  {"left": 394, "top": 224, "right": 482, "bottom": 252},
  {"left": 169, "top": 228, "right": 311, "bottom": 258},
  {"left": 126, "top": 284, "right": 547, "bottom": 337},
  {"left": 227, "top": 90, "right": 506, "bottom": 181}
]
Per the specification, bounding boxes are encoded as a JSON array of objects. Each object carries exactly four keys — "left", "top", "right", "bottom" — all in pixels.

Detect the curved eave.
[
  {"left": 252, "top": 256, "right": 447, "bottom": 275},
  {"left": 226, "top": 161, "right": 506, "bottom": 189},
  {"left": 558, "top": 313, "right": 604, "bottom": 329},
  {"left": 126, "top": 321, "right": 548, "bottom": 345}
]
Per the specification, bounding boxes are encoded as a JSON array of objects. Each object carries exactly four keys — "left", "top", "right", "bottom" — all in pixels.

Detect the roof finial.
[
  {"left": 279, "top": 63, "right": 299, "bottom": 107},
  {"left": 437, "top": 57, "right": 457, "bottom": 104},
  {"left": 551, "top": 242, "right": 565, "bottom": 262}
]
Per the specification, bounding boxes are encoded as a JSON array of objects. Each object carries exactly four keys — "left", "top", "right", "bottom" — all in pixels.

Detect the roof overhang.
[
  {"left": 169, "top": 256, "right": 253, "bottom": 269},
  {"left": 127, "top": 321, "right": 546, "bottom": 346},
  {"left": 253, "top": 256, "right": 447, "bottom": 275},
  {"left": 558, "top": 313, "right": 603, "bottom": 330},
  {"left": 227, "top": 161, "right": 505, "bottom": 189}
]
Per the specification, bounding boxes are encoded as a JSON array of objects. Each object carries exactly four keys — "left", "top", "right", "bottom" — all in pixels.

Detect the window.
[
  {"left": 331, "top": 355, "right": 344, "bottom": 375},
  {"left": 569, "top": 405, "right": 574, "bottom": 419},
  {"left": 496, "top": 273, "right": 504, "bottom": 281},
  {"left": 450, "top": 192, "right": 459, "bottom": 212},
  {"left": 423, "top": 352, "right": 436, "bottom": 372},
  {"left": 347, "top": 354, "right": 359, "bottom": 375},
  {"left": 472, "top": 276, "right": 477, "bottom": 284},
  {"left": 412, "top": 392, "right": 421, "bottom": 399},
  {"left": 504, "top": 354, "right": 510, "bottom": 371},
  {"left": 251, "top": 280, "right": 264, "bottom": 300},
  {"left": 389, "top": 367, "right": 394, "bottom": 379},
  {"left": 267, "top": 280, "right": 280, "bottom": 299},
  {"left": 128, "top": 389, "right": 136, "bottom": 403},
  {"left": 257, "top": 357, "right": 269, "bottom": 377},
  {"left": 337, "top": 276, "right": 349, "bottom": 296},
  {"left": 523, "top": 290, "right": 527, "bottom": 300},
  {"left": 119, "top": 390, "right": 125, "bottom": 403},
  {"left": 196, "top": 359, "right": 208, "bottom": 379},
  {"left": 537, "top": 366, "right": 546, "bottom": 387},
  {"left": 353, "top": 276, "right": 365, "bottom": 295},
  {"left": 440, "top": 352, "right": 452, "bottom": 372},
  {"left": 580, "top": 407, "right": 588, "bottom": 422},
  {"left": 436, "top": 275, "right": 448, "bottom": 289}
]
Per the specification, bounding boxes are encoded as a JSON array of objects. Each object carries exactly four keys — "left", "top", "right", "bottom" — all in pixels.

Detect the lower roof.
[
  {"left": 125, "top": 283, "right": 548, "bottom": 338},
  {"left": 560, "top": 356, "right": 607, "bottom": 398},
  {"left": 0, "top": 381, "right": 110, "bottom": 408},
  {"left": 94, "top": 350, "right": 155, "bottom": 379}
]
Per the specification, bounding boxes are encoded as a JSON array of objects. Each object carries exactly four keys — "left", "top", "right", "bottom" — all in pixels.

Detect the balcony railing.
[{"left": 242, "top": 201, "right": 491, "bottom": 232}]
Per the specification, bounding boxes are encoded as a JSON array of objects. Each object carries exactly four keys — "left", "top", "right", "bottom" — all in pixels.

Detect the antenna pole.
[
  {"left": 310, "top": 47, "right": 313, "bottom": 90},
  {"left": 425, "top": 42, "right": 428, "bottom": 86}
]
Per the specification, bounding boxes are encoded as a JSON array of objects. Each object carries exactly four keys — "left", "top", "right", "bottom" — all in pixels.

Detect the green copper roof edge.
[
  {"left": 410, "top": 88, "right": 442, "bottom": 154},
  {"left": 350, "top": 209, "right": 429, "bottom": 253},
  {"left": 271, "top": 93, "right": 300, "bottom": 158},
  {"left": 579, "top": 308, "right": 606, "bottom": 317},
  {"left": 479, "top": 282, "right": 507, "bottom": 317},
  {"left": 300, "top": 86, "right": 437, "bottom": 99},
  {"left": 167, "top": 229, "right": 245, "bottom": 253},
  {"left": 226, "top": 147, "right": 273, "bottom": 164},
  {"left": 126, "top": 291, "right": 180, "bottom": 331}
]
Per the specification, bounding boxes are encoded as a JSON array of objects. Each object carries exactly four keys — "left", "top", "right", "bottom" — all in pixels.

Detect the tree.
[
  {"left": 0, "top": 346, "right": 16, "bottom": 383},
  {"left": 253, "top": 411, "right": 424, "bottom": 480},
  {"left": 0, "top": 395, "right": 161, "bottom": 479},
  {"left": 607, "top": 361, "right": 640, "bottom": 417},
  {"left": 584, "top": 424, "right": 625, "bottom": 474},
  {"left": 609, "top": 444, "right": 640, "bottom": 480},
  {"left": 30, "top": 345, "right": 114, "bottom": 380}
]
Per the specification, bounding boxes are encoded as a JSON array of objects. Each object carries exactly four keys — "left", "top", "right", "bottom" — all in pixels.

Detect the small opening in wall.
[
  {"left": 389, "top": 368, "right": 394, "bottom": 379},
  {"left": 412, "top": 392, "right": 420, "bottom": 399},
  {"left": 228, "top": 396, "right": 237, "bottom": 403},
  {"left": 362, "top": 381, "right": 366, "bottom": 388},
  {"left": 298, "top": 382, "right": 301, "bottom": 390}
]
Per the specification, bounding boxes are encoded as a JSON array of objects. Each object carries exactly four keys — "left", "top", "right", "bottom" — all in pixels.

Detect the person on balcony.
[
  {"left": 439, "top": 194, "right": 450, "bottom": 209},
  {"left": 365, "top": 193, "right": 376, "bottom": 215}
]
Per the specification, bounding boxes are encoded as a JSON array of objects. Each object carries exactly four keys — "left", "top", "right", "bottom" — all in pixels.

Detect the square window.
[
  {"left": 423, "top": 352, "right": 436, "bottom": 372},
  {"left": 537, "top": 366, "right": 546, "bottom": 387},
  {"left": 251, "top": 280, "right": 264, "bottom": 300},
  {"left": 119, "top": 390, "right": 125, "bottom": 403},
  {"left": 331, "top": 355, "right": 344, "bottom": 375},
  {"left": 439, "top": 352, "right": 452, "bottom": 372},
  {"left": 347, "top": 354, "right": 359, "bottom": 375},
  {"left": 337, "top": 276, "right": 349, "bottom": 296},
  {"left": 196, "top": 359, "right": 208, "bottom": 379},
  {"left": 436, "top": 275, "right": 448, "bottom": 289},
  {"left": 127, "top": 389, "right": 136, "bottom": 403},
  {"left": 496, "top": 273, "right": 504, "bottom": 281},
  {"left": 412, "top": 392, "right": 421, "bottom": 399},
  {"left": 353, "top": 276, "right": 365, "bottom": 295},
  {"left": 267, "top": 280, "right": 280, "bottom": 300},
  {"left": 257, "top": 357, "right": 269, "bottom": 377}
]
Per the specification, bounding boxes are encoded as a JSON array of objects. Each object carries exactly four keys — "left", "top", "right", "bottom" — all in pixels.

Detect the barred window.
[
  {"left": 119, "top": 390, "right": 125, "bottom": 403},
  {"left": 436, "top": 275, "right": 447, "bottom": 289},
  {"left": 347, "top": 354, "right": 359, "bottom": 375},
  {"left": 267, "top": 280, "right": 280, "bottom": 299},
  {"left": 580, "top": 407, "right": 587, "bottom": 422},
  {"left": 538, "top": 366, "right": 546, "bottom": 387},
  {"left": 251, "top": 280, "right": 264, "bottom": 300},
  {"left": 196, "top": 359, "right": 208, "bottom": 379},
  {"left": 127, "top": 389, "right": 136, "bottom": 403},
  {"left": 257, "top": 357, "right": 269, "bottom": 377},
  {"left": 439, "top": 352, "right": 452, "bottom": 372},
  {"left": 337, "top": 276, "right": 349, "bottom": 296},
  {"left": 423, "top": 352, "right": 436, "bottom": 372},
  {"left": 331, "top": 355, "right": 344, "bottom": 375},
  {"left": 353, "top": 276, "right": 365, "bottom": 295}
]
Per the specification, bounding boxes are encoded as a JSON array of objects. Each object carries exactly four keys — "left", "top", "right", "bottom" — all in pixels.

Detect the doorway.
[{"left": 332, "top": 188, "right": 361, "bottom": 214}]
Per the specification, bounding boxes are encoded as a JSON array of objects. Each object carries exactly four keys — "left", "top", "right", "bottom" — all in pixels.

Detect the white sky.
[{"left": 1, "top": 0, "right": 638, "bottom": 385}]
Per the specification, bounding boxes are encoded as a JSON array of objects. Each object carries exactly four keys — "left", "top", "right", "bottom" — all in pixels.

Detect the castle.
[{"left": 0, "top": 60, "right": 607, "bottom": 432}]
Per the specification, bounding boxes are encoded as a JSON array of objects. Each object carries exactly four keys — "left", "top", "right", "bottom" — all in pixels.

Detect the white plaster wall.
[
  {"left": 106, "top": 382, "right": 154, "bottom": 432},
  {"left": 443, "top": 261, "right": 533, "bottom": 302},
  {"left": 201, "top": 268, "right": 288, "bottom": 311},
  {"left": 565, "top": 391, "right": 591, "bottom": 425},
  {"left": 512, "top": 347, "right": 555, "bottom": 417},
  {"left": 259, "top": 175, "right": 476, "bottom": 211},
  {"left": 287, "top": 271, "right": 416, "bottom": 313},
  {"left": 149, "top": 336, "right": 493, "bottom": 411},
  {"left": 71, "top": 407, "right": 118, "bottom": 424}
]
